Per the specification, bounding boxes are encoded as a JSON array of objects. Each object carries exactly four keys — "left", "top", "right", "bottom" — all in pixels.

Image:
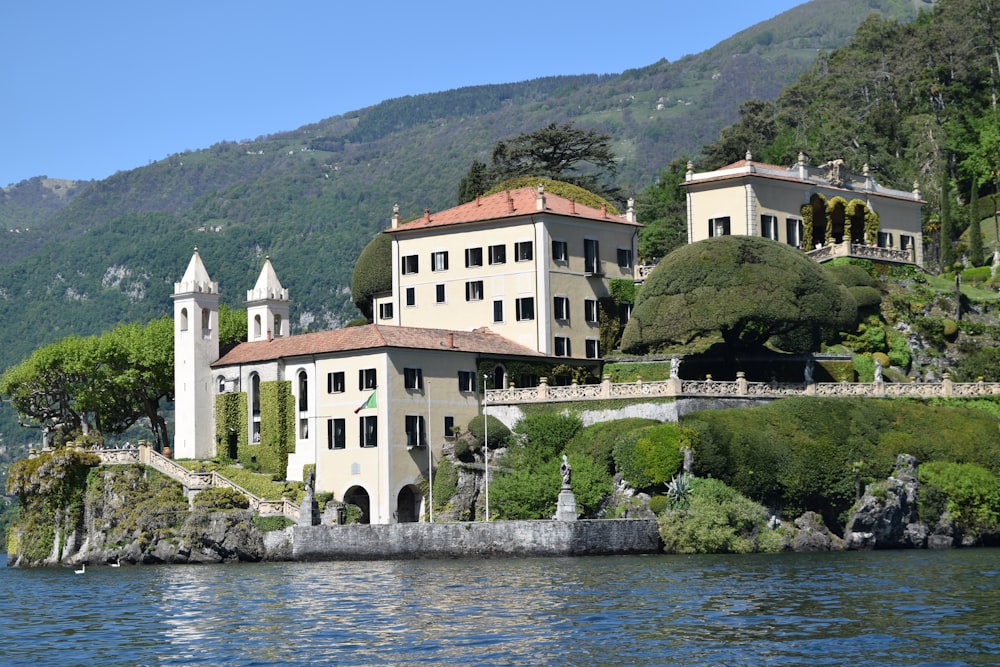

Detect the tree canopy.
[
  {"left": 621, "top": 236, "right": 857, "bottom": 355},
  {"left": 457, "top": 122, "right": 617, "bottom": 203},
  {"left": 350, "top": 231, "right": 393, "bottom": 320}
]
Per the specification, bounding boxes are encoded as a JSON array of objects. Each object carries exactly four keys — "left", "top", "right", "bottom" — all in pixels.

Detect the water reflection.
[{"left": 2, "top": 550, "right": 999, "bottom": 666}]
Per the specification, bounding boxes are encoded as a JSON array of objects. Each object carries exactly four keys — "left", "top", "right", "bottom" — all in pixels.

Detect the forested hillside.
[{"left": 0, "top": 0, "right": 928, "bottom": 459}]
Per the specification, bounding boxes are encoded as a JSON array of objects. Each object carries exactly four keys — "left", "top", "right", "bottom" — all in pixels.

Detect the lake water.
[{"left": 1, "top": 549, "right": 998, "bottom": 666}]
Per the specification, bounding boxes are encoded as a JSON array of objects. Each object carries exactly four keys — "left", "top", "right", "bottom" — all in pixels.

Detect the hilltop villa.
[
  {"left": 684, "top": 152, "right": 924, "bottom": 265},
  {"left": 171, "top": 186, "right": 641, "bottom": 524}
]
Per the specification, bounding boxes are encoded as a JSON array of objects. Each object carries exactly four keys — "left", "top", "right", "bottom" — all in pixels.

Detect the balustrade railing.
[{"left": 485, "top": 373, "right": 998, "bottom": 405}]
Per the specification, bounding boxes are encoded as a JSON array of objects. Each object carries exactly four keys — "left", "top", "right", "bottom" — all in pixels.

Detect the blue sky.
[{"left": 1, "top": 0, "right": 804, "bottom": 187}]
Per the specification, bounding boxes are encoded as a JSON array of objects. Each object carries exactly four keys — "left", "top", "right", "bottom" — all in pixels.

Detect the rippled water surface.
[{"left": 2, "top": 549, "right": 998, "bottom": 666}]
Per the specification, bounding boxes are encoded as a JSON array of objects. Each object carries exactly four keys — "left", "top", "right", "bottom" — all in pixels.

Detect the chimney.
[
  {"left": 600, "top": 203, "right": 607, "bottom": 218},
  {"left": 391, "top": 203, "right": 400, "bottom": 229},
  {"left": 626, "top": 197, "right": 636, "bottom": 223},
  {"left": 506, "top": 191, "right": 514, "bottom": 213},
  {"left": 447, "top": 332, "right": 455, "bottom": 348},
  {"left": 570, "top": 199, "right": 576, "bottom": 214},
  {"left": 424, "top": 208, "right": 431, "bottom": 223},
  {"left": 536, "top": 184, "right": 546, "bottom": 211}
]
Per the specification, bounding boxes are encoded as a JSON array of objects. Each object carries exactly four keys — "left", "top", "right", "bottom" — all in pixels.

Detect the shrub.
[
  {"left": 648, "top": 495, "right": 669, "bottom": 514},
  {"left": 512, "top": 413, "right": 581, "bottom": 464},
  {"left": 872, "top": 351, "right": 890, "bottom": 369},
  {"left": 658, "top": 477, "right": 784, "bottom": 554},
  {"left": 918, "top": 461, "right": 1000, "bottom": 538},
  {"left": 193, "top": 487, "right": 250, "bottom": 510},
  {"left": 565, "top": 418, "right": 660, "bottom": 473},
  {"left": 431, "top": 458, "right": 459, "bottom": 514},
  {"left": 467, "top": 415, "right": 511, "bottom": 450},
  {"left": 942, "top": 318, "right": 959, "bottom": 339}
]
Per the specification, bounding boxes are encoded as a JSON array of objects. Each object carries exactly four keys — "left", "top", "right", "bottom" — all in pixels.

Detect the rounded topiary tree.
[
  {"left": 350, "top": 232, "right": 392, "bottom": 320},
  {"left": 622, "top": 236, "right": 858, "bottom": 356}
]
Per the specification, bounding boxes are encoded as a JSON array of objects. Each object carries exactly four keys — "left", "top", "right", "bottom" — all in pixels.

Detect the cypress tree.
[
  {"left": 940, "top": 173, "right": 955, "bottom": 270},
  {"left": 969, "top": 184, "right": 985, "bottom": 267}
]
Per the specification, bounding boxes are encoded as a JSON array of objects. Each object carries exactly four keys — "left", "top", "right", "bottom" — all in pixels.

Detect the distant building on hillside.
[
  {"left": 171, "top": 185, "right": 641, "bottom": 524},
  {"left": 683, "top": 152, "right": 924, "bottom": 266}
]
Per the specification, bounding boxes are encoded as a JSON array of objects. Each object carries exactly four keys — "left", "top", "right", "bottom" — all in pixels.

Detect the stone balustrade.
[
  {"left": 95, "top": 444, "right": 300, "bottom": 522},
  {"left": 807, "top": 240, "right": 913, "bottom": 264},
  {"left": 486, "top": 373, "right": 994, "bottom": 405}
]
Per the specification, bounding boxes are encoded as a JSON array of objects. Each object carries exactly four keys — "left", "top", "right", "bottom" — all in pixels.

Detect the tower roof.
[
  {"left": 173, "top": 247, "right": 218, "bottom": 296},
  {"left": 247, "top": 256, "right": 289, "bottom": 303}
]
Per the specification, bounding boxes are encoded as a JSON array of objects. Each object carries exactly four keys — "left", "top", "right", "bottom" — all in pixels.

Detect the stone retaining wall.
[{"left": 289, "top": 519, "right": 662, "bottom": 561}]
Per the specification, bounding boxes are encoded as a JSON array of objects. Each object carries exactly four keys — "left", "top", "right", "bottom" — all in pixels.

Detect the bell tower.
[
  {"left": 172, "top": 248, "right": 219, "bottom": 459},
  {"left": 246, "top": 256, "right": 290, "bottom": 342}
]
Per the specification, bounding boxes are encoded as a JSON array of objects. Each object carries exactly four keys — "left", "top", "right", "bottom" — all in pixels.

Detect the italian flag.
[{"left": 354, "top": 391, "right": 377, "bottom": 413}]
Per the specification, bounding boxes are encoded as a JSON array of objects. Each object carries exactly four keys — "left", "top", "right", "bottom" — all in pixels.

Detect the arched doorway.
[
  {"left": 490, "top": 365, "right": 506, "bottom": 391},
  {"left": 396, "top": 485, "right": 422, "bottom": 523},
  {"left": 343, "top": 486, "right": 371, "bottom": 524}
]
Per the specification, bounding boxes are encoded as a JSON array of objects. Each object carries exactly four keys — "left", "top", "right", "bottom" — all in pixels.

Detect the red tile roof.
[
  {"left": 386, "top": 187, "right": 639, "bottom": 233},
  {"left": 212, "top": 324, "right": 542, "bottom": 367}
]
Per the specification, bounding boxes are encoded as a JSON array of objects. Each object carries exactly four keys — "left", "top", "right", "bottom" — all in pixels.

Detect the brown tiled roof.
[
  {"left": 387, "top": 187, "right": 639, "bottom": 233},
  {"left": 212, "top": 324, "right": 542, "bottom": 367}
]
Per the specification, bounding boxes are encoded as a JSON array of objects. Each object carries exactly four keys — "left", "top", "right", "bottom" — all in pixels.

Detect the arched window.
[
  {"left": 217, "top": 376, "right": 226, "bottom": 393},
  {"left": 250, "top": 373, "right": 261, "bottom": 443},
  {"left": 274, "top": 314, "right": 283, "bottom": 338},
  {"left": 180, "top": 307, "right": 189, "bottom": 331},
  {"left": 298, "top": 370, "right": 308, "bottom": 411},
  {"left": 254, "top": 314, "right": 262, "bottom": 339},
  {"left": 201, "top": 307, "right": 211, "bottom": 335}
]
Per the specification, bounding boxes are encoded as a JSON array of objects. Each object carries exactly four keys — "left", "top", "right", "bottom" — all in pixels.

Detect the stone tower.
[
  {"left": 172, "top": 248, "right": 219, "bottom": 459},
  {"left": 246, "top": 256, "right": 290, "bottom": 342}
]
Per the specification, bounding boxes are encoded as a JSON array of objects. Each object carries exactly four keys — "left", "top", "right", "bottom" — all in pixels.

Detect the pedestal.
[
  {"left": 555, "top": 488, "right": 578, "bottom": 521},
  {"left": 298, "top": 492, "right": 320, "bottom": 526}
]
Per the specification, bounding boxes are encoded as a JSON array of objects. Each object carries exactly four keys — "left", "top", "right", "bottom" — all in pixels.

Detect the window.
[
  {"left": 465, "top": 280, "right": 484, "bottom": 301},
  {"left": 554, "top": 296, "right": 570, "bottom": 320},
  {"left": 586, "top": 339, "right": 600, "bottom": 359},
  {"left": 458, "top": 370, "right": 477, "bottom": 392},
  {"left": 327, "top": 418, "right": 345, "bottom": 450},
  {"left": 465, "top": 247, "right": 483, "bottom": 268},
  {"left": 201, "top": 308, "right": 211, "bottom": 335},
  {"left": 554, "top": 336, "right": 571, "bottom": 357},
  {"left": 404, "top": 367, "right": 424, "bottom": 390},
  {"left": 405, "top": 287, "right": 415, "bottom": 307},
  {"left": 274, "top": 314, "right": 283, "bottom": 338},
  {"left": 359, "top": 368, "right": 377, "bottom": 390},
  {"left": 299, "top": 418, "right": 309, "bottom": 439},
  {"left": 516, "top": 297, "right": 535, "bottom": 321},
  {"left": 786, "top": 218, "right": 803, "bottom": 248},
  {"left": 514, "top": 241, "right": 533, "bottom": 262},
  {"left": 435, "top": 284, "right": 446, "bottom": 304},
  {"left": 584, "top": 299, "right": 599, "bottom": 324},
  {"left": 444, "top": 415, "right": 456, "bottom": 439},
  {"left": 489, "top": 244, "right": 506, "bottom": 264},
  {"left": 901, "top": 234, "right": 914, "bottom": 251},
  {"left": 878, "top": 231, "right": 894, "bottom": 248},
  {"left": 402, "top": 254, "right": 419, "bottom": 274},
  {"left": 761, "top": 214, "right": 778, "bottom": 241},
  {"left": 359, "top": 415, "right": 378, "bottom": 448},
  {"left": 617, "top": 247, "right": 633, "bottom": 269},
  {"left": 709, "top": 217, "right": 731, "bottom": 237},
  {"left": 584, "top": 238, "right": 601, "bottom": 274},
  {"left": 405, "top": 415, "right": 426, "bottom": 448},
  {"left": 298, "top": 371, "right": 308, "bottom": 411},
  {"left": 180, "top": 307, "right": 189, "bottom": 331},
  {"left": 250, "top": 373, "right": 261, "bottom": 443},
  {"left": 217, "top": 376, "right": 226, "bottom": 393},
  {"left": 253, "top": 314, "right": 262, "bottom": 339},
  {"left": 552, "top": 239, "right": 568, "bottom": 262},
  {"left": 378, "top": 302, "right": 394, "bottom": 320},
  {"left": 328, "top": 371, "right": 345, "bottom": 394},
  {"left": 493, "top": 299, "right": 504, "bottom": 323},
  {"left": 432, "top": 251, "right": 449, "bottom": 272}
]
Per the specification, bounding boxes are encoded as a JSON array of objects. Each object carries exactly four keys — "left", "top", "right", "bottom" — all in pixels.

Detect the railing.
[
  {"left": 807, "top": 240, "right": 913, "bottom": 264},
  {"left": 94, "top": 444, "right": 300, "bottom": 522},
  {"left": 485, "top": 373, "right": 999, "bottom": 405}
]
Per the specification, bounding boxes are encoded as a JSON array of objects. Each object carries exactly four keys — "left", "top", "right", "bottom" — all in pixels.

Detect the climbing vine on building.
[
  {"left": 215, "top": 392, "right": 248, "bottom": 461},
  {"left": 239, "top": 380, "right": 294, "bottom": 479}
]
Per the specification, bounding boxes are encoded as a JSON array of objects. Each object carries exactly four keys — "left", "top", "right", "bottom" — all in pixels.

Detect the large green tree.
[
  {"left": 457, "top": 122, "right": 616, "bottom": 203},
  {"left": 635, "top": 157, "right": 690, "bottom": 262},
  {"left": 621, "top": 236, "right": 857, "bottom": 356}
]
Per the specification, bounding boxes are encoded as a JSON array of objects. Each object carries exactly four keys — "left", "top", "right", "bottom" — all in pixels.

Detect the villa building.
[
  {"left": 170, "top": 185, "right": 642, "bottom": 524},
  {"left": 684, "top": 153, "right": 924, "bottom": 266}
]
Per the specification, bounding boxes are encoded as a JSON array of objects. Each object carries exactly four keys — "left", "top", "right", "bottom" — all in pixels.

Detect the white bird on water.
[
  {"left": 110, "top": 558, "right": 121, "bottom": 568},
  {"left": 74, "top": 564, "right": 86, "bottom": 575}
]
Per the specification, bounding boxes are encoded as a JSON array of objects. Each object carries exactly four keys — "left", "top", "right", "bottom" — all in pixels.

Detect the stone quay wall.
[{"left": 288, "top": 519, "right": 662, "bottom": 561}]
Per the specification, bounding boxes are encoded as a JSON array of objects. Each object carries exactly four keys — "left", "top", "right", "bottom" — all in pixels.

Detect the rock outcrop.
[
  {"left": 844, "top": 454, "right": 926, "bottom": 549},
  {"left": 791, "top": 511, "right": 844, "bottom": 551}
]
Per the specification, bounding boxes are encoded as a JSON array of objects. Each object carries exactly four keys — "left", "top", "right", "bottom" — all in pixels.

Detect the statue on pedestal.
[{"left": 560, "top": 453, "right": 572, "bottom": 490}]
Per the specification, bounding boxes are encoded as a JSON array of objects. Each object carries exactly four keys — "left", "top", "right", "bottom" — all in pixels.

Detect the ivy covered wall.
[
  {"left": 236, "top": 380, "right": 294, "bottom": 479},
  {"left": 215, "top": 392, "right": 248, "bottom": 461}
]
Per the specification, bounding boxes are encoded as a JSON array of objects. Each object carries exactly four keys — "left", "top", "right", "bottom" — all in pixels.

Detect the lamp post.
[
  {"left": 427, "top": 380, "right": 433, "bottom": 523},
  {"left": 483, "top": 373, "right": 489, "bottom": 522}
]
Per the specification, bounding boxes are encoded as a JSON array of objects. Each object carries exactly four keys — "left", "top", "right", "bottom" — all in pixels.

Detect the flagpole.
[
  {"left": 483, "top": 373, "right": 489, "bottom": 522},
  {"left": 427, "top": 380, "right": 433, "bottom": 523}
]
